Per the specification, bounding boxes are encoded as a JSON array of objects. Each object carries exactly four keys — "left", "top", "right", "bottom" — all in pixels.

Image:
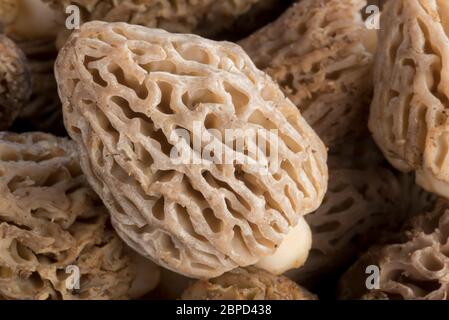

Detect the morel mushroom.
[
  {"left": 369, "top": 0, "right": 449, "bottom": 199},
  {"left": 0, "top": 34, "right": 31, "bottom": 130},
  {"left": 0, "top": 0, "right": 64, "bottom": 134},
  {"left": 44, "top": 0, "right": 272, "bottom": 40},
  {"left": 182, "top": 267, "right": 317, "bottom": 300},
  {"left": 339, "top": 200, "right": 449, "bottom": 300},
  {"left": 239, "top": 0, "right": 375, "bottom": 146},
  {"left": 289, "top": 164, "right": 435, "bottom": 285},
  {"left": 55, "top": 21, "right": 328, "bottom": 278},
  {"left": 11, "top": 39, "right": 65, "bottom": 135},
  {"left": 0, "top": 132, "right": 159, "bottom": 300}
]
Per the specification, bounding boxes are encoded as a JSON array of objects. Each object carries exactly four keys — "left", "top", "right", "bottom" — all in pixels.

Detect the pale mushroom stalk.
[
  {"left": 255, "top": 217, "right": 312, "bottom": 275},
  {"left": 0, "top": 0, "right": 62, "bottom": 41}
]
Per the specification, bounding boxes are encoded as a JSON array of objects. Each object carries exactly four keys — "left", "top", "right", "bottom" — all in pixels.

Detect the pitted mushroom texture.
[
  {"left": 369, "top": 0, "right": 449, "bottom": 199},
  {"left": 0, "top": 132, "right": 159, "bottom": 300},
  {"left": 181, "top": 267, "right": 317, "bottom": 300},
  {"left": 12, "top": 39, "right": 65, "bottom": 135},
  {"left": 45, "top": 0, "right": 263, "bottom": 38},
  {"left": 239, "top": 0, "right": 374, "bottom": 146},
  {"left": 55, "top": 21, "right": 328, "bottom": 278},
  {"left": 0, "top": 34, "right": 31, "bottom": 130},
  {"left": 339, "top": 200, "right": 449, "bottom": 300},
  {"left": 291, "top": 165, "right": 435, "bottom": 283}
]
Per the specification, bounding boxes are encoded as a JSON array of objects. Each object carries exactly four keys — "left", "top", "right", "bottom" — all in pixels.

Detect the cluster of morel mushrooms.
[{"left": 0, "top": 0, "right": 448, "bottom": 300}]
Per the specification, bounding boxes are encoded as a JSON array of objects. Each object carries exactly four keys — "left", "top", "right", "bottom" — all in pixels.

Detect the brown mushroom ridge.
[
  {"left": 339, "top": 200, "right": 449, "bottom": 300},
  {"left": 182, "top": 267, "right": 317, "bottom": 300},
  {"left": 292, "top": 164, "right": 435, "bottom": 284},
  {"left": 240, "top": 0, "right": 375, "bottom": 146},
  {"left": 0, "top": 132, "right": 159, "bottom": 300}
]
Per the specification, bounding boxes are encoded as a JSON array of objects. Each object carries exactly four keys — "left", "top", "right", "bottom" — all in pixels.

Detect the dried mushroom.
[
  {"left": 0, "top": 34, "right": 31, "bottom": 130},
  {"left": 339, "top": 200, "right": 449, "bottom": 300},
  {"left": 11, "top": 39, "right": 65, "bottom": 135},
  {"left": 0, "top": 0, "right": 65, "bottom": 134},
  {"left": 55, "top": 21, "right": 328, "bottom": 278},
  {"left": 289, "top": 164, "right": 435, "bottom": 285},
  {"left": 0, "top": 132, "right": 159, "bottom": 300},
  {"left": 45, "top": 0, "right": 270, "bottom": 40},
  {"left": 181, "top": 267, "right": 317, "bottom": 300},
  {"left": 239, "top": 0, "right": 375, "bottom": 146},
  {"left": 369, "top": 0, "right": 449, "bottom": 199}
]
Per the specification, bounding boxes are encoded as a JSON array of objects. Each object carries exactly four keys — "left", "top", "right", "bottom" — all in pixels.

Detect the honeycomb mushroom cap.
[
  {"left": 55, "top": 21, "right": 328, "bottom": 278},
  {"left": 290, "top": 164, "right": 435, "bottom": 285},
  {"left": 339, "top": 200, "right": 449, "bottom": 300},
  {"left": 45, "top": 0, "right": 265, "bottom": 39},
  {"left": 181, "top": 267, "right": 317, "bottom": 300},
  {"left": 369, "top": 0, "right": 449, "bottom": 199},
  {"left": 239, "top": 0, "right": 375, "bottom": 146},
  {"left": 0, "top": 34, "right": 31, "bottom": 130},
  {"left": 0, "top": 132, "right": 159, "bottom": 300}
]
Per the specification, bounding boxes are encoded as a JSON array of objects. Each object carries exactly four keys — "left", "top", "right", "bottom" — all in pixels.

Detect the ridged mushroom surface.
[{"left": 55, "top": 21, "right": 328, "bottom": 278}]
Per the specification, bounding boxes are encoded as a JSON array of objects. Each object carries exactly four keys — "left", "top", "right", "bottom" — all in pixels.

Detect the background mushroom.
[
  {"left": 0, "top": 132, "right": 160, "bottom": 300},
  {"left": 239, "top": 0, "right": 375, "bottom": 146},
  {"left": 0, "top": 34, "right": 31, "bottom": 130},
  {"left": 369, "top": 0, "right": 449, "bottom": 199},
  {"left": 339, "top": 200, "right": 449, "bottom": 300},
  {"left": 182, "top": 267, "right": 317, "bottom": 300}
]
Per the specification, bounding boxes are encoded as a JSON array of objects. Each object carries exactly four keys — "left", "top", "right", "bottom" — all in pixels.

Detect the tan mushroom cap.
[
  {"left": 339, "top": 200, "right": 449, "bottom": 300},
  {"left": 0, "top": 132, "right": 159, "bottom": 300},
  {"left": 369, "top": 0, "right": 449, "bottom": 199},
  {"left": 55, "top": 21, "right": 328, "bottom": 279},
  {"left": 240, "top": 0, "right": 375, "bottom": 146},
  {"left": 0, "top": 34, "right": 31, "bottom": 130},
  {"left": 181, "top": 267, "right": 317, "bottom": 300}
]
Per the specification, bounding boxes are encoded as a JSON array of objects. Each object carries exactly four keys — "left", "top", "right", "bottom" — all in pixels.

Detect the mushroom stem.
[{"left": 255, "top": 217, "right": 312, "bottom": 275}]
